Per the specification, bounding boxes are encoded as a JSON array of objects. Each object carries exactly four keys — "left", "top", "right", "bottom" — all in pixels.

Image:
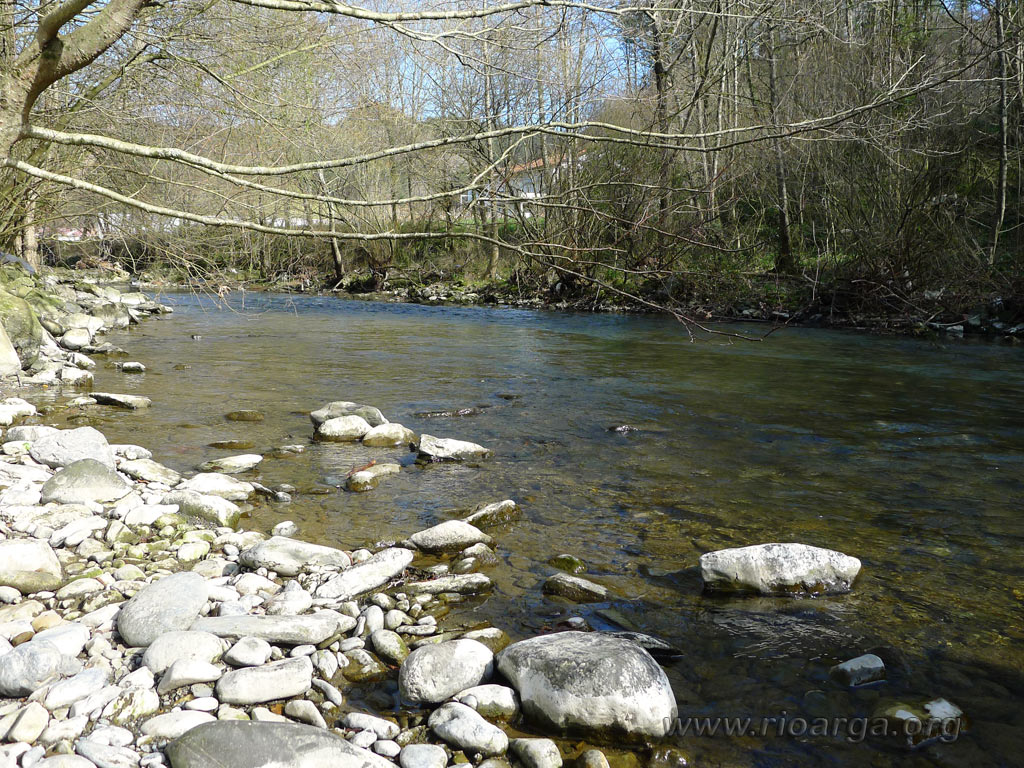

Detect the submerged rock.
[
  {"left": 347, "top": 463, "right": 401, "bottom": 492},
  {"left": 830, "top": 653, "right": 885, "bottom": 687},
  {"left": 415, "top": 434, "right": 492, "bottom": 462},
  {"left": 699, "top": 542, "right": 861, "bottom": 595},
  {"left": 225, "top": 410, "right": 264, "bottom": 422},
  {"left": 542, "top": 573, "right": 608, "bottom": 603},
  {"left": 166, "top": 721, "right": 396, "bottom": 768},
  {"left": 496, "top": 631, "right": 677, "bottom": 739}
]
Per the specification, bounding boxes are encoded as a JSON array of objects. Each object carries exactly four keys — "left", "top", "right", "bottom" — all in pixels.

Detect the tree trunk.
[
  {"left": 768, "top": 29, "right": 795, "bottom": 273},
  {"left": 990, "top": 0, "right": 1008, "bottom": 266}
]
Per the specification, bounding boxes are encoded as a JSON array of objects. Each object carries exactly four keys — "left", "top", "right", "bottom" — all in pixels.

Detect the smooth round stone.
[
  {"left": 428, "top": 702, "right": 508, "bottom": 756},
  {"left": 141, "top": 710, "right": 216, "bottom": 740},
  {"left": 185, "top": 697, "right": 219, "bottom": 712},
  {"left": 372, "top": 740, "right": 401, "bottom": 758},
  {"left": 223, "top": 637, "right": 272, "bottom": 667},
  {"left": 399, "top": 639, "right": 494, "bottom": 704},
  {"left": 510, "top": 738, "right": 562, "bottom": 768},
  {"left": 400, "top": 743, "right": 448, "bottom": 768},
  {"left": 143, "top": 631, "right": 224, "bottom": 674}
]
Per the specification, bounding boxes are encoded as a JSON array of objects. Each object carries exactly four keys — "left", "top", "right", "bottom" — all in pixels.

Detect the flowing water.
[{"left": 42, "top": 291, "right": 1024, "bottom": 767}]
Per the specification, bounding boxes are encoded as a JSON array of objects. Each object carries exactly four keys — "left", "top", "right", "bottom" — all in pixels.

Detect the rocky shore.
[{"left": 0, "top": 264, "right": 968, "bottom": 768}]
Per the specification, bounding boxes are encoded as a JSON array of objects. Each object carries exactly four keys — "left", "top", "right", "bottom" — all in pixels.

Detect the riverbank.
[{"left": 136, "top": 266, "right": 1024, "bottom": 342}]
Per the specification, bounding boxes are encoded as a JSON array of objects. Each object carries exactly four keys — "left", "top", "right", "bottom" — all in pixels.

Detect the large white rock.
[
  {"left": 699, "top": 542, "right": 862, "bottom": 595},
  {"left": 29, "top": 427, "right": 114, "bottom": 468},
  {"left": 496, "top": 632, "right": 676, "bottom": 738},
  {"left": 0, "top": 397, "right": 35, "bottom": 426},
  {"left": 399, "top": 640, "right": 494, "bottom": 704},
  {"left": 117, "top": 572, "right": 209, "bottom": 647},
  {"left": 0, "top": 323, "right": 21, "bottom": 375},
  {"left": 315, "top": 548, "right": 414, "bottom": 600},
  {"left": 239, "top": 537, "right": 351, "bottom": 577},
  {"left": 0, "top": 639, "right": 65, "bottom": 697},
  {"left": 310, "top": 401, "right": 388, "bottom": 428},
  {"left": 427, "top": 702, "right": 507, "bottom": 756},
  {"left": 0, "top": 539, "right": 63, "bottom": 594},
  {"left": 416, "top": 434, "right": 491, "bottom": 462},
  {"left": 216, "top": 656, "right": 313, "bottom": 705},
  {"left": 119, "top": 458, "right": 182, "bottom": 486},
  {"left": 409, "top": 521, "right": 491, "bottom": 554},
  {"left": 316, "top": 415, "right": 372, "bottom": 442},
  {"left": 40, "top": 458, "right": 132, "bottom": 504}
]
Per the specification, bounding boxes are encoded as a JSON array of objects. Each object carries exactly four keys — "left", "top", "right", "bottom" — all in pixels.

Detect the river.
[{"left": 46, "top": 290, "right": 1024, "bottom": 767}]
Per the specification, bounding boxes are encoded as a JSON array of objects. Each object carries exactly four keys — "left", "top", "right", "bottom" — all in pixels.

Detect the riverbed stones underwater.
[{"left": 0, "top": 267, "right": 948, "bottom": 768}]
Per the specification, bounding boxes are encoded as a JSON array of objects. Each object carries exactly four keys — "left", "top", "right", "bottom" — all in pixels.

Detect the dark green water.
[{"left": 59, "top": 292, "right": 1024, "bottom": 767}]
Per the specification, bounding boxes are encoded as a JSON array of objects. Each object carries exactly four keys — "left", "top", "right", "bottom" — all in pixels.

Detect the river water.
[{"left": 49, "top": 291, "right": 1024, "bottom": 767}]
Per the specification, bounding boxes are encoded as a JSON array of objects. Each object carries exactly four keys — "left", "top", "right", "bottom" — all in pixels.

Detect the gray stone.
[
  {"left": 416, "top": 434, "right": 491, "bottom": 462},
  {"left": 40, "top": 459, "right": 132, "bottom": 504},
  {"left": 409, "top": 521, "right": 491, "bottom": 554},
  {"left": 161, "top": 491, "right": 241, "bottom": 528},
  {"left": 346, "top": 464, "right": 400, "bottom": 493},
  {"left": 465, "top": 500, "right": 519, "bottom": 527},
  {"left": 0, "top": 639, "right": 64, "bottom": 697},
  {"left": 542, "top": 574, "right": 608, "bottom": 603},
  {"left": 191, "top": 613, "right": 354, "bottom": 646},
  {"left": 361, "top": 424, "right": 415, "bottom": 448},
  {"left": 176, "top": 473, "right": 253, "bottom": 501},
  {"left": 117, "top": 572, "right": 208, "bottom": 647},
  {"left": 215, "top": 657, "right": 313, "bottom": 705},
  {"left": 399, "top": 639, "right": 494, "bottom": 705},
  {"left": 399, "top": 744, "right": 447, "bottom": 768},
  {"left": 0, "top": 322, "right": 20, "bottom": 375},
  {"left": 283, "top": 699, "right": 326, "bottom": 729},
  {"left": 143, "top": 631, "right": 224, "bottom": 674},
  {"left": 119, "top": 459, "right": 181, "bottom": 486},
  {"left": 310, "top": 402, "right": 388, "bottom": 428},
  {"left": 6, "top": 425, "right": 58, "bottom": 442},
  {"left": 223, "top": 637, "right": 272, "bottom": 668},
  {"left": 405, "top": 574, "right": 492, "bottom": 595},
  {"left": 0, "top": 539, "right": 63, "bottom": 594},
  {"left": 198, "top": 455, "right": 262, "bottom": 474},
  {"left": 239, "top": 537, "right": 351, "bottom": 577},
  {"left": 141, "top": 711, "right": 216, "bottom": 740},
  {"left": 510, "top": 739, "right": 561, "bottom": 768},
  {"left": 454, "top": 685, "right": 519, "bottom": 719},
  {"left": 428, "top": 702, "right": 507, "bottom": 756},
  {"left": 699, "top": 543, "right": 862, "bottom": 595},
  {"left": 91, "top": 392, "right": 152, "bottom": 409},
  {"left": 30, "top": 427, "right": 114, "bottom": 468},
  {"left": 157, "top": 660, "right": 222, "bottom": 694},
  {"left": 7, "top": 701, "right": 49, "bottom": 743},
  {"left": 43, "top": 667, "right": 109, "bottom": 710},
  {"left": 830, "top": 654, "right": 885, "bottom": 686},
  {"left": 315, "top": 548, "right": 414, "bottom": 600},
  {"left": 166, "top": 721, "right": 396, "bottom": 768},
  {"left": 496, "top": 632, "right": 676, "bottom": 738},
  {"left": 577, "top": 750, "right": 609, "bottom": 768},
  {"left": 370, "top": 630, "right": 409, "bottom": 665},
  {"left": 33, "top": 622, "right": 89, "bottom": 656},
  {"left": 316, "top": 415, "right": 372, "bottom": 442},
  {"left": 75, "top": 739, "right": 142, "bottom": 768},
  {"left": 339, "top": 713, "right": 399, "bottom": 739}
]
